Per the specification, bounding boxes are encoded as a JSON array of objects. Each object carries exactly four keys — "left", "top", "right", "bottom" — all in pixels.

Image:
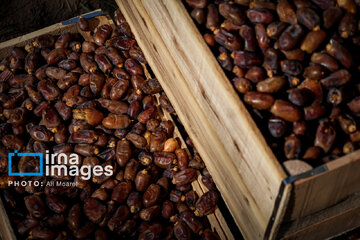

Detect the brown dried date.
[
  {"left": 102, "top": 114, "right": 131, "bottom": 129},
  {"left": 162, "top": 200, "right": 175, "bottom": 219},
  {"left": 80, "top": 53, "right": 97, "bottom": 73},
  {"left": 300, "top": 30, "right": 326, "bottom": 53},
  {"left": 25, "top": 195, "right": 46, "bottom": 219},
  {"left": 77, "top": 17, "right": 89, "bottom": 31},
  {"left": 320, "top": 69, "right": 351, "bottom": 88},
  {"left": 232, "top": 51, "right": 261, "bottom": 68},
  {"left": 94, "top": 54, "right": 112, "bottom": 74},
  {"left": 214, "top": 28, "right": 242, "bottom": 51},
  {"left": 74, "top": 144, "right": 99, "bottom": 156},
  {"left": 271, "top": 100, "right": 302, "bottom": 122},
  {"left": 141, "top": 78, "right": 162, "bottom": 94},
  {"left": 277, "top": 0, "right": 297, "bottom": 25},
  {"left": 135, "top": 169, "right": 151, "bottom": 191},
  {"left": 311, "top": 52, "right": 338, "bottom": 72},
  {"left": 154, "top": 151, "right": 176, "bottom": 169},
  {"left": 303, "top": 64, "right": 326, "bottom": 80},
  {"left": 179, "top": 211, "right": 203, "bottom": 235},
  {"left": 186, "top": 0, "right": 208, "bottom": 9},
  {"left": 284, "top": 135, "right": 302, "bottom": 159},
  {"left": 348, "top": 97, "right": 360, "bottom": 115},
  {"left": 143, "top": 184, "right": 161, "bottom": 207},
  {"left": 111, "top": 182, "right": 132, "bottom": 203},
  {"left": 206, "top": 4, "right": 220, "bottom": 30},
  {"left": 247, "top": 8, "right": 274, "bottom": 24},
  {"left": 315, "top": 119, "right": 336, "bottom": 153},
  {"left": 244, "top": 91, "right": 274, "bottom": 110},
  {"left": 255, "top": 23, "right": 270, "bottom": 50},
  {"left": 110, "top": 79, "right": 129, "bottom": 100},
  {"left": 279, "top": 24, "right": 304, "bottom": 50},
  {"left": 105, "top": 47, "right": 124, "bottom": 66},
  {"left": 138, "top": 223, "right": 162, "bottom": 240},
  {"left": 82, "top": 41, "right": 97, "bottom": 53},
  {"left": 268, "top": 118, "right": 287, "bottom": 138},
  {"left": 219, "top": 3, "right": 245, "bottom": 25},
  {"left": 256, "top": 76, "right": 286, "bottom": 93},
  {"left": 323, "top": 7, "right": 343, "bottom": 29},
  {"left": 140, "top": 205, "right": 161, "bottom": 221},
  {"left": 172, "top": 168, "right": 197, "bottom": 186},
  {"left": 25, "top": 51, "right": 39, "bottom": 74},
  {"left": 174, "top": 221, "right": 192, "bottom": 240},
  {"left": 326, "top": 40, "right": 352, "bottom": 69},
  {"left": 339, "top": 12, "right": 357, "bottom": 38},
  {"left": 267, "top": 21, "right": 288, "bottom": 39},
  {"left": 239, "top": 25, "right": 257, "bottom": 52},
  {"left": 46, "top": 48, "right": 69, "bottom": 65},
  {"left": 58, "top": 59, "right": 77, "bottom": 71},
  {"left": 9, "top": 74, "right": 35, "bottom": 88},
  {"left": 126, "top": 132, "right": 147, "bottom": 149},
  {"left": 46, "top": 195, "right": 67, "bottom": 214},
  {"left": 107, "top": 205, "right": 129, "bottom": 231},
  {"left": 297, "top": 7, "right": 320, "bottom": 30},
  {"left": 94, "top": 24, "right": 112, "bottom": 46},
  {"left": 195, "top": 191, "right": 218, "bottom": 217}
]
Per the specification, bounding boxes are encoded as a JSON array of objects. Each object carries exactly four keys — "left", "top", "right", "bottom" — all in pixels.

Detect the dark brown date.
[
  {"left": 233, "top": 51, "right": 261, "bottom": 68},
  {"left": 271, "top": 100, "right": 302, "bottom": 122},
  {"left": 244, "top": 91, "right": 274, "bottom": 110},
  {"left": 180, "top": 211, "right": 203, "bottom": 235},
  {"left": 111, "top": 182, "right": 132, "bottom": 203},
  {"left": 195, "top": 191, "right": 218, "bottom": 217},
  {"left": 172, "top": 168, "right": 197, "bottom": 186},
  {"left": 247, "top": 8, "right": 274, "bottom": 24},
  {"left": 277, "top": 0, "right": 297, "bottom": 24},
  {"left": 102, "top": 114, "right": 131, "bottom": 129},
  {"left": 315, "top": 119, "right": 336, "bottom": 153},
  {"left": 219, "top": 3, "right": 245, "bottom": 25},
  {"left": 143, "top": 184, "right": 161, "bottom": 207},
  {"left": 94, "top": 24, "right": 112, "bottom": 46},
  {"left": 206, "top": 4, "right": 220, "bottom": 30},
  {"left": 139, "top": 205, "right": 161, "bottom": 221},
  {"left": 25, "top": 195, "right": 46, "bottom": 219},
  {"left": 279, "top": 24, "right": 304, "bottom": 50}
]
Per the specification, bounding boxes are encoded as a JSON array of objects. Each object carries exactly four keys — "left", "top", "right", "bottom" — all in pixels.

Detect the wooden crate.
[
  {"left": 0, "top": 9, "right": 233, "bottom": 240},
  {"left": 116, "top": 0, "right": 360, "bottom": 239}
]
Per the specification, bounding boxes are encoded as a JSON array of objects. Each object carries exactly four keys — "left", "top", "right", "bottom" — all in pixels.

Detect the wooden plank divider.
[
  {"left": 117, "top": 1, "right": 290, "bottom": 239},
  {"left": 116, "top": 0, "right": 360, "bottom": 239}
]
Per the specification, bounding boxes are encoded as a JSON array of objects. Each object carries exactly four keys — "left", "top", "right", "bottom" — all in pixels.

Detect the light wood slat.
[
  {"left": 117, "top": 1, "right": 290, "bottom": 239},
  {"left": 114, "top": 7, "right": 233, "bottom": 236},
  {"left": 140, "top": 63, "right": 234, "bottom": 239},
  {"left": 286, "top": 150, "right": 360, "bottom": 221},
  {"left": 0, "top": 198, "right": 16, "bottom": 240},
  {"left": 279, "top": 192, "right": 360, "bottom": 240}
]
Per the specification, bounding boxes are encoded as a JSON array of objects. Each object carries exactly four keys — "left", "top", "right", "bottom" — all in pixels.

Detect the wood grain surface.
[{"left": 116, "top": 0, "right": 290, "bottom": 239}]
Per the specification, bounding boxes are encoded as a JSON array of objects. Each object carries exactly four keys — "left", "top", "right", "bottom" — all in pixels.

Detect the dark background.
[{"left": 0, "top": 0, "right": 117, "bottom": 42}]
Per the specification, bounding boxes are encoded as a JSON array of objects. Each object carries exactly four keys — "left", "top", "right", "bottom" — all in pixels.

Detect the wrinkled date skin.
[
  {"left": 0, "top": 10, "right": 223, "bottom": 240},
  {"left": 195, "top": 191, "right": 218, "bottom": 217}
]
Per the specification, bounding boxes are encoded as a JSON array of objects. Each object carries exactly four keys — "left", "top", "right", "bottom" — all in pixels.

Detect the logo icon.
[{"left": 8, "top": 150, "right": 43, "bottom": 176}]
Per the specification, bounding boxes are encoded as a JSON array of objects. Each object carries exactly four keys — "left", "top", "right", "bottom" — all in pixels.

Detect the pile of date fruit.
[
  {"left": 185, "top": 0, "right": 360, "bottom": 167},
  {"left": 0, "top": 10, "right": 221, "bottom": 240}
]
